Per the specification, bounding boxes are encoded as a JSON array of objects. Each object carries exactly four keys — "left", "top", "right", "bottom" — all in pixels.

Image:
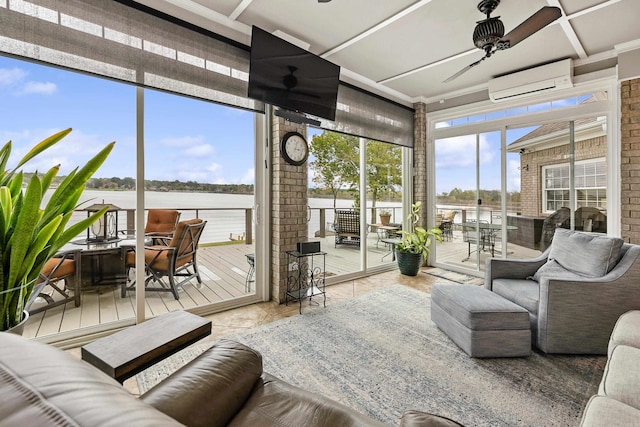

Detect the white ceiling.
[{"left": 133, "top": 0, "right": 640, "bottom": 107}]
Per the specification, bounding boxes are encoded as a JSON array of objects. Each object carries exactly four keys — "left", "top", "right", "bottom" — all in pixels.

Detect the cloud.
[
  {"left": 508, "top": 159, "right": 521, "bottom": 191},
  {"left": 21, "top": 81, "right": 57, "bottom": 95},
  {"left": 239, "top": 168, "right": 254, "bottom": 185},
  {"left": 436, "top": 134, "right": 495, "bottom": 168},
  {"left": 184, "top": 144, "right": 213, "bottom": 157},
  {"left": 0, "top": 68, "right": 27, "bottom": 86},
  {"left": 207, "top": 162, "right": 221, "bottom": 173},
  {"left": 9, "top": 128, "right": 109, "bottom": 175}
]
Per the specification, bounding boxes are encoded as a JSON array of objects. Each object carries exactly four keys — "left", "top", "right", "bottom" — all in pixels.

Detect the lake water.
[{"left": 69, "top": 190, "right": 403, "bottom": 244}]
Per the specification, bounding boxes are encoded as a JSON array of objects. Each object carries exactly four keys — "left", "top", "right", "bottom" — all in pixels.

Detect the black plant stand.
[{"left": 285, "top": 250, "right": 326, "bottom": 314}]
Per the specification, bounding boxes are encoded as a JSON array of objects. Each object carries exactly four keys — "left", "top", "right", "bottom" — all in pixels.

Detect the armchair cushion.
[
  {"left": 491, "top": 279, "right": 539, "bottom": 315},
  {"left": 548, "top": 228, "right": 623, "bottom": 277}
]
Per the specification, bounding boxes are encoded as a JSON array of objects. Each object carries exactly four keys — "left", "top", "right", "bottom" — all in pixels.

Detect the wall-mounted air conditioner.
[{"left": 488, "top": 59, "right": 573, "bottom": 102}]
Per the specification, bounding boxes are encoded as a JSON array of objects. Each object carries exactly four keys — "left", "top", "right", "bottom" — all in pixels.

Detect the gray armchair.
[{"left": 485, "top": 229, "right": 640, "bottom": 355}]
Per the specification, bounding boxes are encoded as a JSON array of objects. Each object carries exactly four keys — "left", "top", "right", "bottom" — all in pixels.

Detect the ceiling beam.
[
  {"left": 229, "top": 0, "right": 254, "bottom": 21},
  {"left": 320, "top": 0, "right": 435, "bottom": 59}
]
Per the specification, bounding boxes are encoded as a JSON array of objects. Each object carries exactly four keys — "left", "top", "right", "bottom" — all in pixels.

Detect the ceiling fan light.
[{"left": 473, "top": 17, "right": 505, "bottom": 50}]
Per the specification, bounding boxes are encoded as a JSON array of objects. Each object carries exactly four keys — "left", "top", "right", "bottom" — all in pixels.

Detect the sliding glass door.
[{"left": 434, "top": 131, "right": 501, "bottom": 272}]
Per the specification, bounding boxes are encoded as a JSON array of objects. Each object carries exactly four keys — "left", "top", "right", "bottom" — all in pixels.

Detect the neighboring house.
[{"left": 507, "top": 94, "right": 608, "bottom": 219}]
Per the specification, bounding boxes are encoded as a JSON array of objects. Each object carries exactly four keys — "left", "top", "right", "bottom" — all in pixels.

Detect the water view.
[{"left": 71, "top": 190, "right": 402, "bottom": 244}]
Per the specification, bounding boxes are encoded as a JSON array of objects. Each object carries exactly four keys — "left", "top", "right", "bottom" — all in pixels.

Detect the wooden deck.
[{"left": 23, "top": 229, "right": 542, "bottom": 341}]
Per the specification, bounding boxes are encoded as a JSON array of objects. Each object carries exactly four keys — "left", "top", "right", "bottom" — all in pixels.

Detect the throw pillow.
[
  {"left": 532, "top": 259, "right": 587, "bottom": 283},
  {"left": 548, "top": 228, "right": 623, "bottom": 277}
]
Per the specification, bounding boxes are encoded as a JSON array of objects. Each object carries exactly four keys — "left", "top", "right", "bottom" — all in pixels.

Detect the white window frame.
[{"left": 542, "top": 157, "right": 607, "bottom": 214}]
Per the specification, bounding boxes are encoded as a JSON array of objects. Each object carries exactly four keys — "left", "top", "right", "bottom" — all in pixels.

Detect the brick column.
[
  {"left": 271, "top": 114, "right": 308, "bottom": 303},
  {"left": 621, "top": 78, "right": 640, "bottom": 244},
  {"left": 413, "top": 102, "right": 427, "bottom": 226}
]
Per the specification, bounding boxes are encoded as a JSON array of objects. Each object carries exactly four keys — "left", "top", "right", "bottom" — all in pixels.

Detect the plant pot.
[
  {"left": 396, "top": 250, "right": 422, "bottom": 276},
  {"left": 6, "top": 311, "right": 29, "bottom": 335},
  {"left": 380, "top": 214, "right": 391, "bottom": 225}
]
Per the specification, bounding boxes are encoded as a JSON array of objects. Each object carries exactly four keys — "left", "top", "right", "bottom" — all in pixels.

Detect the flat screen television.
[{"left": 248, "top": 26, "right": 340, "bottom": 122}]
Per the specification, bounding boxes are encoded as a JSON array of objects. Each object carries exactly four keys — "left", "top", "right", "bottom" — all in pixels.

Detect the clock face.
[{"left": 281, "top": 132, "right": 309, "bottom": 166}]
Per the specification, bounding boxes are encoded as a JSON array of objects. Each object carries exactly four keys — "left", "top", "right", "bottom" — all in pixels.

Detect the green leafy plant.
[
  {"left": 396, "top": 201, "right": 443, "bottom": 258},
  {"left": 0, "top": 128, "right": 114, "bottom": 330}
]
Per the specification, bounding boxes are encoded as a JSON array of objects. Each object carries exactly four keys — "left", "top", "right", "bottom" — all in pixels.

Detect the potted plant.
[
  {"left": 1, "top": 128, "right": 113, "bottom": 332},
  {"left": 395, "top": 201, "right": 443, "bottom": 276},
  {"left": 379, "top": 209, "right": 391, "bottom": 225}
]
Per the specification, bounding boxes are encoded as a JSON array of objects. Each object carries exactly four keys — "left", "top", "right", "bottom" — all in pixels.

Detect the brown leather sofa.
[{"left": 0, "top": 332, "right": 462, "bottom": 426}]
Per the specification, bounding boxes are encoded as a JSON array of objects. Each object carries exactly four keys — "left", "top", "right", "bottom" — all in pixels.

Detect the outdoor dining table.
[
  {"left": 460, "top": 222, "right": 518, "bottom": 261},
  {"left": 64, "top": 237, "right": 138, "bottom": 289}
]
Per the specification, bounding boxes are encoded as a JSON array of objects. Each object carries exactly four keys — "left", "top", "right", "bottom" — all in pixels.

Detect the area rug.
[
  {"left": 424, "top": 267, "right": 484, "bottom": 285},
  {"left": 137, "top": 285, "right": 605, "bottom": 427}
]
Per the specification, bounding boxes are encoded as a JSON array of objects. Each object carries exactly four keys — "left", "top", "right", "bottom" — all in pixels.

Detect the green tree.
[
  {"left": 309, "top": 132, "right": 359, "bottom": 209},
  {"left": 365, "top": 140, "right": 401, "bottom": 217}
]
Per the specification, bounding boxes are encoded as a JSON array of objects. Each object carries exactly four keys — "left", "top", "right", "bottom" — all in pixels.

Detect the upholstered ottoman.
[{"left": 431, "top": 284, "right": 531, "bottom": 358}]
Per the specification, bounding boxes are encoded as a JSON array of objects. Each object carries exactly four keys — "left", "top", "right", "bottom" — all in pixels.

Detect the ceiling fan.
[{"left": 444, "top": 0, "right": 561, "bottom": 83}]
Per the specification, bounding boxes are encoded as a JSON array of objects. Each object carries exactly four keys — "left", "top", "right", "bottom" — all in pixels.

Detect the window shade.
[
  {"left": 0, "top": 0, "right": 263, "bottom": 112},
  {"left": 317, "top": 83, "right": 415, "bottom": 148}
]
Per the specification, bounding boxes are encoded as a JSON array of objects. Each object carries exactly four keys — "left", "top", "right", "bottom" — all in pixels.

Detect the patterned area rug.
[
  {"left": 137, "top": 285, "right": 605, "bottom": 426},
  {"left": 424, "top": 267, "right": 484, "bottom": 285}
]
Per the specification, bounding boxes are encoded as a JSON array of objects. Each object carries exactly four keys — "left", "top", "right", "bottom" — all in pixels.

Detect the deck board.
[{"left": 24, "top": 231, "right": 542, "bottom": 340}]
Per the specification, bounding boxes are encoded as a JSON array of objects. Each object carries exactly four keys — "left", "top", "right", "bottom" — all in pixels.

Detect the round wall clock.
[{"left": 280, "top": 131, "right": 309, "bottom": 166}]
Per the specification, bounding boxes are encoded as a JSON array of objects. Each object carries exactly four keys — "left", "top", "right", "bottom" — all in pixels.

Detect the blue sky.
[{"left": 0, "top": 55, "right": 255, "bottom": 184}]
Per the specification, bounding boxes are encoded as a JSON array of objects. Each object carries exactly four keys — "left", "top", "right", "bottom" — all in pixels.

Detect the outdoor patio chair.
[
  {"left": 439, "top": 210, "right": 457, "bottom": 241},
  {"left": 122, "top": 218, "right": 206, "bottom": 300},
  {"left": 27, "top": 250, "right": 81, "bottom": 315},
  {"left": 462, "top": 220, "right": 492, "bottom": 259},
  {"left": 334, "top": 210, "right": 361, "bottom": 247},
  {"left": 145, "top": 209, "right": 181, "bottom": 244},
  {"left": 539, "top": 207, "right": 571, "bottom": 251}
]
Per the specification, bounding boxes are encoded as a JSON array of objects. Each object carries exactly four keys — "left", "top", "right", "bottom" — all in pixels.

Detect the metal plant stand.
[{"left": 285, "top": 250, "right": 326, "bottom": 314}]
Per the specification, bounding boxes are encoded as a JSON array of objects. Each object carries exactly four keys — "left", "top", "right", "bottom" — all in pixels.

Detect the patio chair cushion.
[
  {"left": 37, "top": 258, "right": 75, "bottom": 283},
  {"left": 547, "top": 228, "right": 623, "bottom": 277},
  {"left": 125, "top": 247, "right": 193, "bottom": 271}
]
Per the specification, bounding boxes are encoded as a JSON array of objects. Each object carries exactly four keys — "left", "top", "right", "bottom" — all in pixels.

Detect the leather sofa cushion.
[
  {"left": 548, "top": 228, "right": 623, "bottom": 277},
  {"left": 141, "top": 339, "right": 263, "bottom": 427},
  {"left": 228, "top": 373, "right": 387, "bottom": 427},
  {"left": 491, "top": 279, "right": 540, "bottom": 315},
  {"left": 0, "top": 332, "right": 179, "bottom": 426}
]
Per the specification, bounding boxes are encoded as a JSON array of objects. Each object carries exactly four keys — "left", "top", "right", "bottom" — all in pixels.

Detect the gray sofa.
[
  {"left": 580, "top": 310, "right": 640, "bottom": 425},
  {"left": 485, "top": 229, "right": 640, "bottom": 354}
]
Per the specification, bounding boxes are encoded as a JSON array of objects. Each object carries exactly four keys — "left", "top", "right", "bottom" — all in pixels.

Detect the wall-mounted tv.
[{"left": 248, "top": 26, "right": 341, "bottom": 122}]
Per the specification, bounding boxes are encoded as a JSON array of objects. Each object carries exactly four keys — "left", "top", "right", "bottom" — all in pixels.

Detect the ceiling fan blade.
[
  {"left": 318, "top": 0, "right": 332, "bottom": 2},
  {"left": 443, "top": 55, "right": 488, "bottom": 83},
  {"left": 498, "top": 6, "right": 561, "bottom": 49}
]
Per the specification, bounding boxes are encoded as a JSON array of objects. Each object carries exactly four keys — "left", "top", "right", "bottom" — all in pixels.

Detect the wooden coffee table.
[{"left": 81, "top": 310, "right": 211, "bottom": 383}]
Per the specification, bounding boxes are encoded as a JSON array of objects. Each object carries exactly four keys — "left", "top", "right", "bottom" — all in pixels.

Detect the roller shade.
[
  {"left": 319, "top": 83, "right": 415, "bottom": 148},
  {"left": 0, "top": 0, "right": 263, "bottom": 112}
]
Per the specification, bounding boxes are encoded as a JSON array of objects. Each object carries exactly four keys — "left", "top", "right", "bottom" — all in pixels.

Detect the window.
[{"left": 542, "top": 158, "right": 606, "bottom": 212}]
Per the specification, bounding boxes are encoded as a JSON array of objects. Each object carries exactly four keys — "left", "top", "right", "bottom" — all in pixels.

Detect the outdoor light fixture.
[{"left": 84, "top": 203, "right": 121, "bottom": 243}]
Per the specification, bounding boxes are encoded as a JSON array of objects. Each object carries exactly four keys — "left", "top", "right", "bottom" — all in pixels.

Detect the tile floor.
[{"left": 72, "top": 268, "right": 442, "bottom": 395}]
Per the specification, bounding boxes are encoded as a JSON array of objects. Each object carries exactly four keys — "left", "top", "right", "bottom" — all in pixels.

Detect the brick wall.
[
  {"left": 621, "top": 78, "right": 640, "bottom": 244},
  {"left": 413, "top": 102, "right": 427, "bottom": 226},
  {"left": 520, "top": 136, "right": 607, "bottom": 217},
  {"left": 271, "top": 115, "right": 308, "bottom": 302}
]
